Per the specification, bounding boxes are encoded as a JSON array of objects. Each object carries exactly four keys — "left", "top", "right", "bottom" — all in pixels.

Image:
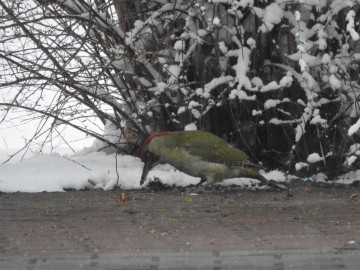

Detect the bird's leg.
[
  {"left": 191, "top": 177, "right": 207, "bottom": 193},
  {"left": 196, "top": 177, "right": 207, "bottom": 188}
]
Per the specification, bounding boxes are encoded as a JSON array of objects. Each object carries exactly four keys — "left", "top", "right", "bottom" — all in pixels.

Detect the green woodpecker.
[{"left": 140, "top": 130, "right": 285, "bottom": 190}]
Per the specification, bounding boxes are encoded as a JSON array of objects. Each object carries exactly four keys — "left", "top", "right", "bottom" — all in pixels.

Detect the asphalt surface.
[{"left": 1, "top": 184, "right": 360, "bottom": 269}]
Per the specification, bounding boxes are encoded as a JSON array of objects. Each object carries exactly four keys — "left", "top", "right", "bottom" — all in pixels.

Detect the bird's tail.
[
  {"left": 233, "top": 165, "right": 268, "bottom": 184},
  {"left": 251, "top": 169, "right": 288, "bottom": 190}
]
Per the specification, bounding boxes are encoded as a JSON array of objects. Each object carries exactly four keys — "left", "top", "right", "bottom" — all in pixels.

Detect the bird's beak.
[{"left": 140, "top": 153, "right": 159, "bottom": 185}]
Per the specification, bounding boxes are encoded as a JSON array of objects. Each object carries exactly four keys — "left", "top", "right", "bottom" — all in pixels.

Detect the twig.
[
  {"left": 2, "top": 137, "right": 8, "bottom": 150},
  {"left": 115, "top": 150, "right": 120, "bottom": 188},
  {"left": 316, "top": 125, "right": 327, "bottom": 166},
  {"left": 88, "top": 179, "right": 97, "bottom": 186},
  {"left": 62, "top": 155, "right": 92, "bottom": 171}
]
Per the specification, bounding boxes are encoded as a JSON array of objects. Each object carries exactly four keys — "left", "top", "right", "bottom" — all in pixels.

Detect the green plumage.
[
  {"left": 170, "top": 130, "right": 248, "bottom": 164},
  {"left": 141, "top": 130, "right": 270, "bottom": 187}
]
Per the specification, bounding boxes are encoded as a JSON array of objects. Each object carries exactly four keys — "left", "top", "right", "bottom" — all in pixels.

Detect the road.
[{"left": 0, "top": 184, "right": 359, "bottom": 269}]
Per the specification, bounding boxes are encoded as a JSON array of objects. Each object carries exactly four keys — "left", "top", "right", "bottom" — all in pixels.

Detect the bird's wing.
[{"left": 179, "top": 132, "right": 250, "bottom": 165}]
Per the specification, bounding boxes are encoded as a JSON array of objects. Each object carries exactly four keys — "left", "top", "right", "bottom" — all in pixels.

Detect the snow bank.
[
  {"left": 1, "top": 148, "right": 358, "bottom": 193},
  {"left": 0, "top": 152, "right": 143, "bottom": 192},
  {"left": 0, "top": 150, "right": 288, "bottom": 193}
]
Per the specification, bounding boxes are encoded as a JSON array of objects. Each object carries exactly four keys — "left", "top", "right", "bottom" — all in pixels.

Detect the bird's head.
[{"left": 140, "top": 131, "right": 170, "bottom": 185}]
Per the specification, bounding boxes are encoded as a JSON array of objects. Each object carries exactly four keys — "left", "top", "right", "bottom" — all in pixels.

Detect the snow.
[
  {"left": 4, "top": 142, "right": 358, "bottom": 193},
  {"left": 345, "top": 155, "right": 357, "bottom": 166},
  {"left": 230, "top": 90, "right": 256, "bottom": 101},
  {"left": 317, "top": 29, "right": 327, "bottom": 50},
  {"left": 269, "top": 118, "right": 301, "bottom": 125},
  {"left": 295, "top": 162, "right": 309, "bottom": 171},
  {"left": 246, "top": 38, "right": 256, "bottom": 49},
  {"left": 348, "top": 118, "right": 360, "bottom": 136},
  {"left": 177, "top": 106, "right": 186, "bottom": 114},
  {"left": 297, "top": 99, "right": 306, "bottom": 107},
  {"left": 322, "top": 53, "right": 331, "bottom": 64},
  {"left": 218, "top": 41, "right": 228, "bottom": 54},
  {"left": 307, "top": 153, "right": 324, "bottom": 163},
  {"left": 251, "top": 77, "right": 263, "bottom": 88},
  {"left": 167, "top": 65, "right": 181, "bottom": 85},
  {"left": 76, "top": 120, "right": 123, "bottom": 155},
  {"left": 345, "top": 10, "right": 359, "bottom": 41},
  {"left": 258, "top": 3, "right": 283, "bottom": 33},
  {"left": 197, "top": 29, "right": 207, "bottom": 37},
  {"left": 335, "top": 170, "right": 360, "bottom": 185},
  {"left": 174, "top": 40, "right": 185, "bottom": 51},
  {"left": 0, "top": 121, "right": 294, "bottom": 193},
  {"left": 263, "top": 170, "right": 286, "bottom": 182},
  {"left": 230, "top": 0, "right": 254, "bottom": 8},
  {"left": 310, "top": 114, "right": 327, "bottom": 127},
  {"left": 212, "top": 17, "right": 221, "bottom": 26},
  {"left": 310, "top": 110, "right": 327, "bottom": 127},
  {"left": 184, "top": 123, "right": 197, "bottom": 131},
  {"left": 348, "top": 143, "right": 360, "bottom": 155},
  {"left": 259, "top": 73, "right": 293, "bottom": 92},
  {"left": 188, "top": 100, "right": 201, "bottom": 109},
  {"left": 288, "top": 51, "right": 321, "bottom": 67},
  {"left": 329, "top": 74, "right": 341, "bottom": 90},
  {"left": 230, "top": 36, "right": 252, "bottom": 95},
  {"left": 311, "top": 172, "right": 328, "bottom": 182},
  {"left": 299, "top": 59, "right": 307, "bottom": 72},
  {"left": 252, "top": 109, "right": 262, "bottom": 116},
  {"left": 157, "top": 82, "right": 167, "bottom": 92},
  {"left": 0, "top": 149, "right": 293, "bottom": 193},
  {"left": 0, "top": 152, "right": 143, "bottom": 192},
  {"left": 264, "top": 99, "right": 281, "bottom": 109},
  {"left": 191, "top": 108, "right": 201, "bottom": 119},
  {"left": 203, "top": 76, "right": 234, "bottom": 98},
  {"left": 295, "top": 106, "right": 313, "bottom": 142}
]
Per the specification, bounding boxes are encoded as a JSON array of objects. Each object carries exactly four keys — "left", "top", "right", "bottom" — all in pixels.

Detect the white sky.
[
  {"left": 0, "top": 116, "right": 94, "bottom": 151},
  {"left": 1, "top": 90, "right": 96, "bottom": 151}
]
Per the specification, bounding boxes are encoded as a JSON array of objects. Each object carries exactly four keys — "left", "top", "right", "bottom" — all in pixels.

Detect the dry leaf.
[
  {"left": 116, "top": 192, "right": 127, "bottom": 205},
  {"left": 169, "top": 218, "right": 177, "bottom": 223},
  {"left": 184, "top": 197, "right": 192, "bottom": 203}
]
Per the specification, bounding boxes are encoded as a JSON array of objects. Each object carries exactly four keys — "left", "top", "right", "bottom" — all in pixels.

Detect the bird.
[{"left": 140, "top": 130, "right": 286, "bottom": 190}]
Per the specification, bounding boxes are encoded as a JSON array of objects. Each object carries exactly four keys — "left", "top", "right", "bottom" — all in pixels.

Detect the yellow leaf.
[{"left": 184, "top": 197, "right": 192, "bottom": 203}]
